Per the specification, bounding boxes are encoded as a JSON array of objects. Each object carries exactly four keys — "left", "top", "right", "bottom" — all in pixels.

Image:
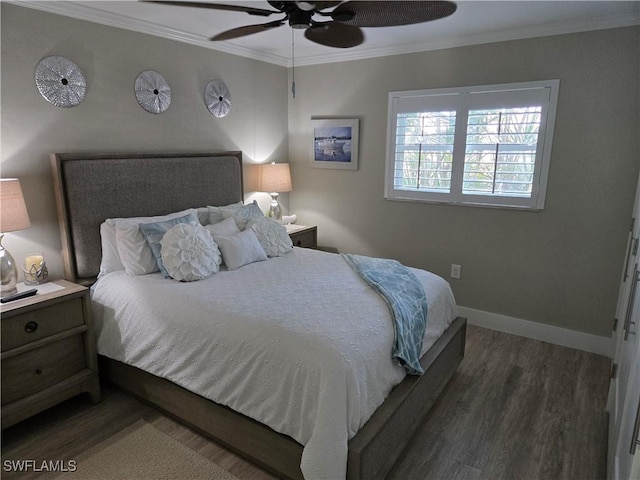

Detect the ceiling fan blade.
[
  {"left": 295, "top": 1, "right": 341, "bottom": 11},
  {"left": 313, "top": 1, "right": 342, "bottom": 10},
  {"left": 210, "top": 20, "right": 285, "bottom": 41},
  {"left": 143, "top": 1, "right": 279, "bottom": 17},
  {"left": 333, "top": 1, "right": 457, "bottom": 27},
  {"left": 304, "top": 22, "right": 364, "bottom": 48}
]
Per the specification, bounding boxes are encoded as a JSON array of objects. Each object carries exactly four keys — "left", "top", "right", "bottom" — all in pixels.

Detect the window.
[{"left": 385, "top": 80, "right": 559, "bottom": 210}]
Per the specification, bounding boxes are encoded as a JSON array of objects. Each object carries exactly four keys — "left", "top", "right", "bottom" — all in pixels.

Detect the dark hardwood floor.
[
  {"left": 389, "top": 325, "right": 610, "bottom": 480},
  {"left": 1, "top": 325, "right": 610, "bottom": 480}
]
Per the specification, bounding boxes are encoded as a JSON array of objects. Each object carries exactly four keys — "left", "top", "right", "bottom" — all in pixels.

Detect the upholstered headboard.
[{"left": 51, "top": 152, "right": 243, "bottom": 285}]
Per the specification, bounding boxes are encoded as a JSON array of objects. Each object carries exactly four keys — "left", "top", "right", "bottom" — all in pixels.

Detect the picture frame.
[{"left": 310, "top": 118, "right": 359, "bottom": 170}]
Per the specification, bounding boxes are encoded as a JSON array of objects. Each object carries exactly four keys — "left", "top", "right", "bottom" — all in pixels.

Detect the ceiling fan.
[{"left": 144, "top": 1, "right": 457, "bottom": 48}]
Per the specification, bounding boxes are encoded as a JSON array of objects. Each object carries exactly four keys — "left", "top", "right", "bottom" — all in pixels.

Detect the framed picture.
[{"left": 310, "top": 118, "right": 359, "bottom": 170}]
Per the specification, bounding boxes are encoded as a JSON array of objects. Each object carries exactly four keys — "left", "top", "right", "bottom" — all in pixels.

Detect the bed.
[{"left": 50, "top": 151, "right": 466, "bottom": 480}]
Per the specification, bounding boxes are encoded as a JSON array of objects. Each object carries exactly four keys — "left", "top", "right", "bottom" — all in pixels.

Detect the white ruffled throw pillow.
[
  {"left": 161, "top": 224, "right": 221, "bottom": 281},
  {"left": 246, "top": 216, "right": 293, "bottom": 257}
]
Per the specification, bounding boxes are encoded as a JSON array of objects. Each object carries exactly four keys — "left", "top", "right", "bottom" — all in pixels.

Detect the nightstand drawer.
[
  {"left": 1, "top": 334, "right": 86, "bottom": 405},
  {"left": 1, "top": 281, "right": 100, "bottom": 428},
  {"left": 1, "top": 298, "right": 85, "bottom": 351}
]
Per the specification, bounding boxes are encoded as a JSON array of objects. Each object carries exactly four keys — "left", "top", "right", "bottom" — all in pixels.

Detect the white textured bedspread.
[{"left": 91, "top": 247, "right": 457, "bottom": 479}]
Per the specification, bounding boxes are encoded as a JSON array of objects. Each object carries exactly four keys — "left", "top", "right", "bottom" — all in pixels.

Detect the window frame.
[{"left": 384, "top": 80, "right": 560, "bottom": 210}]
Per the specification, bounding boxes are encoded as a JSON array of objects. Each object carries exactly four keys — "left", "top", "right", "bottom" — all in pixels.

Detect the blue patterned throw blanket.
[{"left": 342, "top": 254, "right": 428, "bottom": 375}]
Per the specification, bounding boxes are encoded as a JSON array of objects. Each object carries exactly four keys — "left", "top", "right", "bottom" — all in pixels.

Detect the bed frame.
[{"left": 51, "top": 151, "right": 466, "bottom": 480}]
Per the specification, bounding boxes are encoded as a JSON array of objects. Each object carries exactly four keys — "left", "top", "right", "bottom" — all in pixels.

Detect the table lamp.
[
  {"left": 258, "top": 162, "right": 292, "bottom": 222},
  {"left": 0, "top": 178, "right": 31, "bottom": 296}
]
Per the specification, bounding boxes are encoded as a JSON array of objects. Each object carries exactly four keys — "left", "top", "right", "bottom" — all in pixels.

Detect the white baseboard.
[{"left": 457, "top": 306, "right": 612, "bottom": 357}]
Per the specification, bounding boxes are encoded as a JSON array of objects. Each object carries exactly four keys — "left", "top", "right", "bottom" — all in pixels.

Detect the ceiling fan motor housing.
[{"left": 288, "top": 9, "right": 313, "bottom": 29}]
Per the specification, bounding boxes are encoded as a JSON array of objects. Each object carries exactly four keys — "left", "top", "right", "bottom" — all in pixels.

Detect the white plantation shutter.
[
  {"left": 462, "top": 106, "right": 541, "bottom": 197},
  {"left": 385, "top": 81, "right": 559, "bottom": 210},
  {"left": 393, "top": 111, "right": 456, "bottom": 193}
]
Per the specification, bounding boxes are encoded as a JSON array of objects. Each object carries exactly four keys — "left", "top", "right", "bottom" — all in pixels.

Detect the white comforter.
[{"left": 91, "top": 247, "right": 457, "bottom": 479}]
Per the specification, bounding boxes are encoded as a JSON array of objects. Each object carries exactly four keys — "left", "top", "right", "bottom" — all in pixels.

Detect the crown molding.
[
  {"left": 9, "top": 0, "right": 640, "bottom": 68},
  {"left": 10, "top": 0, "right": 291, "bottom": 66},
  {"left": 294, "top": 12, "right": 640, "bottom": 66}
]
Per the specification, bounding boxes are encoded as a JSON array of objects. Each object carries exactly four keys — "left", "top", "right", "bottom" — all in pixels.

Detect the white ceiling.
[{"left": 14, "top": 0, "right": 640, "bottom": 66}]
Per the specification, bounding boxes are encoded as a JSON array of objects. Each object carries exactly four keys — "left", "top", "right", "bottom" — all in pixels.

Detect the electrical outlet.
[{"left": 450, "top": 264, "right": 461, "bottom": 279}]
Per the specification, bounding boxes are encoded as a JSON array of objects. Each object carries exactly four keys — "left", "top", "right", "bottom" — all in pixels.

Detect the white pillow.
[
  {"left": 246, "top": 216, "right": 293, "bottom": 257},
  {"left": 221, "top": 201, "right": 263, "bottom": 230},
  {"left": 214, "top": 229, "right": 267, "bottom": 271},
  {"left": 204, "top": 216, "right": 240, "bottom": 237},
  {"left": 99, "top": 220, "right": 124, "bottom": 277},
  {"left": 161, "top": 224, "right": 221, "bottom": 282},
  {"left": 196, "top": 207, "right": 210, "bottom": 225},
  {"left": 114, "top": 209, "right": 198, "bottom": 276},
  {"left": 208, "top": 201, "right": 244, "bottom": 225}
]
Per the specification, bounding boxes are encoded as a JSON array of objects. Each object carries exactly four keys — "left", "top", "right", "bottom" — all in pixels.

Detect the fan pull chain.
[{"left": 291, "top": 29, "right": 296, "bottom": 98}]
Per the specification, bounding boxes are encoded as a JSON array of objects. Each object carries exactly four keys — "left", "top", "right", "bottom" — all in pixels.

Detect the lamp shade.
[
  {"left": 258, "top": 163, "right": 292, "bottom": 193},
  {"left": 0, "top": 178, "right": 31, "bottom": 233}
]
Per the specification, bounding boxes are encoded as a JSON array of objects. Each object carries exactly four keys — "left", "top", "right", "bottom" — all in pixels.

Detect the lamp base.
[
  {"left": 0, "top": 234, "right": 18, "bottom": 297},
  {"left": 267, "top": 192, "right": 283, "bottom": 222}
]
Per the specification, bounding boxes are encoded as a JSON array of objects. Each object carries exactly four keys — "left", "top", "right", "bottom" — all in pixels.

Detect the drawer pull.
[
  {"left": 24, "top": 321, "right": 39, "bottom": 333},
  {"left": 35, "top": 368, "right": 43, "bottom": 375}
]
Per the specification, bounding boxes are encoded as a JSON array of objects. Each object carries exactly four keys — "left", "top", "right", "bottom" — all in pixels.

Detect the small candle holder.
[{"left": 23, "top": 255, "right": 48, "bottom": 285}]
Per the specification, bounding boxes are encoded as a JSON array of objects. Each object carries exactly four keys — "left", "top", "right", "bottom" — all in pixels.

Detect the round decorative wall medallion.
[
  {"left": 204, "top": 79, "right": 231, "bottom": 118},
  {"left": 34, "top": 56, "right": 86, "bottom": 108},
  {"left": 134, "top": 70, "right": 171, "bottom": 114}
]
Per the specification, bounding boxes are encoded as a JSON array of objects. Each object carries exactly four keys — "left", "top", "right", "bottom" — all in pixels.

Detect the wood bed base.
[{"left": 99, "top": 316, "right": 466, "bottom": 480}]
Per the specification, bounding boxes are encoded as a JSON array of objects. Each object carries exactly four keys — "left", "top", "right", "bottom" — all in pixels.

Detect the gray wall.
[
  {"left": 288, "top": 27, "right": 640, "bottom": 337},
  {"left": 2, "top": 3, "right": 638, "bottom": 339},
  {"left": 1, "top": 3, "right": 289, "bottom": 281}
]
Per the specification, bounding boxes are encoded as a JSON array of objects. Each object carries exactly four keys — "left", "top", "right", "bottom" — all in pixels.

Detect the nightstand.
[
  {"left": 287, "top": 225, "right": 318, "bottom": 249},
  {"left": 1, "top": 280, "right": 100, "bottom": 429}
]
